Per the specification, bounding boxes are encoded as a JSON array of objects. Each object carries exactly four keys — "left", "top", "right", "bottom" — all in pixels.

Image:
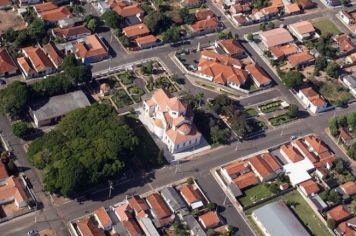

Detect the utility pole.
[{"left": 108, "top": 180, "right": 113, "bottom": 199}]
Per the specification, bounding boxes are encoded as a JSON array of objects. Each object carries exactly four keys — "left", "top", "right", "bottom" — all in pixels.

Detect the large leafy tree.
[
  {"left": 28, "top": 104, "right": 139, "bottom": 197},
  {"left": 282, "top": 70, "right": 303, "bottom": 89},
  {"left": 144, "top": 11, "right": 171, "bottom": 34},
  {"left": 101, "top": 10, "right": 121, "bottom": 29},
  {"left": 0, "top": 81, "right": 29, "bottom": 118}
]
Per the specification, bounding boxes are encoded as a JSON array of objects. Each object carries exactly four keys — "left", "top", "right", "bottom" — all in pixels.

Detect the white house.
[
  {"left": 143, "top": 89, "right": 202, "bottom": 153},
  {"left": 339, "top": 10, "right": 355, "bottom": 25},
  {"left": 297, "top": 87, "right": 328, "bottom": 113},
  {"left": 342, "top": 73, "right": 356, "bottom": 97}
]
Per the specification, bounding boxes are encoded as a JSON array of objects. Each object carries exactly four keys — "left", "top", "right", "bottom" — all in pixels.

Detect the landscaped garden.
[
  {"left": 269, "top": 113, "right": 296, "bottom": 126},
  {"left": 258, "top": 100, "right": 282, "bottom": 113},
  {"left": 246, "top": 119, "right": 267, "bottom": 134},
  {"left": 99, "top": 76, "right": 121, "bottom": 89},
  {"left": 128, "top": 86, "right": 145, "bottom": 103},
  {"left": 112, "top": 89, "right": 133, "bottom": 108},
  {"left": 146, "top": 76, "right": 178, "bottom": 93},
  {"left": 118, "top": 71, "right": 135, "bottom": 85}
]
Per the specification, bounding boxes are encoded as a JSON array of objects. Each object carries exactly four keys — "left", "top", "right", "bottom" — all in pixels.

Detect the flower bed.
[{"left": 258, "top": 100, "right": 282, "bottom": 113}]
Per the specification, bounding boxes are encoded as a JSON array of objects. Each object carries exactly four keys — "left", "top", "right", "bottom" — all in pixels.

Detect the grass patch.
[
  {"left": 269, "top": 113, "right": 295, "bottom": 126},
  {"left": 313, "top": 19, "right": 341, "bottom": 36},
  {"left": 238, "top": 184, "right": 273, "bottom": 208},
  {"left": 246, "top": 191, "right": 332, "bottom": 236},
  {"left": 112, "top": 90, "right": 133, "bottom": 108},
  {"left": 311, "top": 79, "right": 353, "bottom": 105},
  {"left": 124, "top": 115, "right": 163, "bottom": 171},
  {"left": 244, "top": 108, "right": 258, "bottom": 117},
  {"left": 258, "top": 100, "right": 282, "bottom": 113}
]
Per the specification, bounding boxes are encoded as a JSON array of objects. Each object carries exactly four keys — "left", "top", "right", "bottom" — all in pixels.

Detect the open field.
[
  {"left": 0, "top": 10, "right": 26, "bottom": 32},
  {"left": 237, "top": 184, "right": 273, "bottom": 207},
  {"left": 312, "top": 18, "right": 341, "bottom": 36}
]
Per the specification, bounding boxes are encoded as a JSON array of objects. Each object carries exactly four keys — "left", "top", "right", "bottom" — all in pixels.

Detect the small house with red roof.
[
  {"left": 0, "top": 48, "right": 18, "bottom": 77},
  {"left": 327, "top": 205, "right": 352, "bottom": 223},
  {"left": 94, "top": 207, "right": 112, "bottom": 231},
  {"left": 297, "top": 87, "right": 328, "bottom": 113},
  {"left": 299, "top": 179, "right": 320, "bottom": 196}
]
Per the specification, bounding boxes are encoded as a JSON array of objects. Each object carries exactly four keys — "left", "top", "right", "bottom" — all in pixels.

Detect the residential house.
[
  {"left": 114, "top": 203, "right": 133, "bottom": 222},
  {"left": 33, "top": 2, "right": 57, "bottom": 13},
  {"left": 336, "top": 216, "right": 356, "bottom": 236},
  {"left": 0, "top": 48, "right": 18, "bottom": 77},
  {"left": 341, "top": 73, "right": 356, "bottom": 96},
  {"left": 284, "top": 3, "right": 301, "bottom": 15},
  {"left": 245, "top": 64, "right": 272, "bottom": 87},
  {"left": 221, "top": 160, "right": 250, "bottom": 183},
  {"left": 339, "top": 10, "right": 356, "bottom": 25},
  {"left": 42, "top": 42, "right": 63, "bottom": 69},
  {"left": 303, "top": 135, "right": 335, "bottom": 168},
  {"left": 111, "top": 1, "right": 144, "bottom": 25},
  {"left": 233, "top": 171, "right": 259, "bottom": 190},
  {"left": 0, "top": 162, "right": 8, "bottom": 184},
  {"left": 179, "top": 184, "right": 204, "bottom": 209},
  {"left": 52, "top": 25, "right": 91, "bottom": 41},
  {"left": 100, "top": 83, "right": 111, "bottom": 97},
  {"left": 260, "top": 28, "right": 294, "bottom": 49},
  {"left": 35, "top": 3, "right": 72, "bottom": 24},
  {"left": 183, "top": 215, "right": 206, "bottom": 236},
  {"left": 198, "top": 211, "right": 221, "bottom": 229},
  {"left": 327, "top": 205, "right": 352, "bottom": 223},
  {"left": 190, "top": 17, "right": 220, "bottom": 35},
  {"left": 297, "top": 87, "right": 328, "bottom": 113},
  {"left": 127, "top": 195, "right": 149, "bottom": 216},
  {"left": 94, "top": 207, "right": 112, "bottom": 231},
  {"left": 58, "top": 17, "right": 83, "bottom": 28},
  {"left": 230, "top": 3, "right": 251, "bottom": 15},
  {"left": 232, "top": 15, "right": 252, "bottom": 27},
  {"left": 123, "top": 219, "right": 144, "bottom": 236},
  {"left": 160, "top": 186, "right": 187, "bottom": 213},
  {"left": 280, "top": 144, "right": 304, "bottom": 163},
  {"left": 299, "top": 179, "right": 320, "bottom": 196},
  {"left": 217, "top": 39, "right": 246, "bottom": 58},
  {"left": 334, "top": 34, "right": 356, "bottom": 56},
  {"left": 19, "top": 0, "right": 40, "bottom": 7},
  {"left": 146, "top": 193, "right": 174, "bottom": 228},
  {"left": 180, "top": 0, "right": 201, "bottom": 8},
  {"left": 17, "top": 57, "right": 35, "bottom": 79},
  {"left": 297, "top": 0, "right": 316, "bottom": 9},
  {"left": 122, "top": 23, "right": 150, "bottom": 39},
  {"left": 345, "top": 52, "right": 356, "bottom": 65},
  {"left": 270, "top": 44, "right": 299, "bottom": 60},
  {"left": 340, "top": 181, "right": 356, "bottom": 197},
  {"left": 137, "top": 216, "right": 160, "bottom": 236},
  {"left": 76, "top": 217, "right": 105, "bottom": 236},
  {"left": 287, "top": 51, "right": 315, "bottom": 68},
  {"left": 74, "top": 34, "right": 109, "bottom": 64},
  {"left": 0, "top": 176, "right": 28, "bottom": 209},
  {"left": 288, "top": 21, "right": 316, "bottom": 41},
  {"left": 339, "top": 127, "right": 354, "bottom": 146},
  {"left": 143, "top": 89, "right": 202, "bottom": 153},
  {"left": 0, "top": 0, "right": 11, "bottom": 9},
  {"left": 260, "top": 6, "right": 279, "bottom": 19},
  {"left": 248, "top": 153, "right": 282, "bottom": 182},
  {"left": 195, "top": 9, "right": 215, "bottom": 21},
  {"left": 135, "top": 35, "right": 159, "bottom": 49}
]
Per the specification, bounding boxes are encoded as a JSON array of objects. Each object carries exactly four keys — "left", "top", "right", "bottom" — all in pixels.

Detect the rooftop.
[
  {"left": 289, "top": 21, "right": 315, "bottom": 35},
  {"left": 260, "top": 28, "right": 294, "bottom": 48}
]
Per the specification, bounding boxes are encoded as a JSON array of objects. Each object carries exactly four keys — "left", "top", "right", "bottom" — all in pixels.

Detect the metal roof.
[{"left": 160, "top": 187, "right": 187, "bottom": 212}]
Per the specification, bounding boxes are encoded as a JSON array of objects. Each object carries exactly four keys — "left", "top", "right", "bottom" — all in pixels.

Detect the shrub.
[
  {"left": 11, "top": 121, "right": 31, "bottom": 138},
  {"left": 186, "top": 177, "right": 194, "bottom": 185}
]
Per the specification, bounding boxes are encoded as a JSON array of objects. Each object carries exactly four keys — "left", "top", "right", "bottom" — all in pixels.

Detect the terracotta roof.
[
  {"left": 249, "top": 153, "right": 281, "bottom": 178},
  {"left": 230, "top": 3, "right": 251, "bottom": 13},
  {"left": 234, "top": 15, "right": 249, "bottom": 25},
  {"left": 335, "top": 34, "right": 355, "bottom": 54},
  {"left": 223, "top": 160, "right": 248, "bottom": 176},
  {"left": 154, "top": 119, "right": 164, "bottom": 129},
  {"left": 0, "top": 48, "right": 17, "bottom": 75},
  {"left": 195, "top": 9, "right": 215, "bottom": 21},
  {"left": 327, "top": 205, "right": 352, "bottom": 222},
  {"left": 77, "top": 217, "right": 105, "bottom": 236},
  {"left": 270, "top": 44, "right": 299, "bottom": 58},
  {"left": 40, "top": 6, "right": 72, "bottom": 22},
  {"left": 180, "top": 184, "right": 202, "bottom": 204},
  {"left": 152, "top": 88, "right": 171, "bottom": 111},
  {"left": 0, "top": 0, "right": 11, "bottom": 6},
  {"left": 280, "top": 144, "right": 304, "bottom": 163},
  {"left": 17, "top": 57, "right": 34, "bottom": 74},
  {"left": 304, "top": 135, "right": 329, "bottom": 155},
  {"left": 0, "top": 176, "right": 28, "bottom": 207},
  {"left": 115, "top": 203, "right": 132, "bottom": 221},
  {"left": 122, "top": 219, "right": 143, "bottom": 235},
  {"left": 341, "top": 182, "right": 356, "bottom": 196},
  {"left": 201, "top": 50, "right": 242, "bottom": 67},
  {"left": 167, "top": 97, "right": 186, "bottom": 113},
  {"left": 290, "top": 21, "right": 315, "bottom": 35},
  {"left": 94, "top": 207, "right": 112, "bottom": 228},
  {"left": 135, "top": 35, "right": 157, "bottom": 46},
  {"left": 190, "top": 17, "right": 219, "bottom": 32},
  {"left": 285, "top": 3, "right": 301, "bottom": 13},
  {"left": 260, "top": 28, "right": 294, "bottom": 48},
  {"left": 75, "top": 34, "right": 108, "bottom": 59},
  {"left": 43, "top": 42, "right": 63, "bottom": 68},
  {"left": 219, "top": 39, "right": 245, "bottom": 55},
  {"left": 245, "top": 64, "right": 271, "bottom": 85},
  {"left": 52, "top": 25, "right": 91, "bottom": 39},
  {"left": 271, "top": 0, "right": 284, "bottom": 7},
  {"left": 127, "top": 195, "right": 148, "bottom": 214},
  {"left": 297, "top": 0, "right": 315, "bottom": 9},
  {"left": 0, "top": 162, "right": 9, "bottom": 180},
  {"left": 112, "top": 3, "right": 144, "bottom": 17},
  {"left": 337, "top": 219, "right": 356, "bottom": 236},
  {"left": 123, "top": 23, "right": 150, "bottom": 38},
  {"left": 34, "top": 2, "right": 57, "bottom": 12},
  {"left": 146, "top": 193, "right": 171, "bottom": 219},
  {"left": 299, "top": 179, "right": 320, "bottom": 195},
  {"left": 261, "top": 6, "right": 279, "bottom": 15},
  {"left": 233, "top": 172, "right": 258, "bottom": 189},
  {"left": 199, "top": 211, "right": 220, "bottom": 229},
  {"left": 294, "top": 139, "right": 318, "bottom": 163},
  {"left": 339, "top": 127, "right": 353, "bottom": 143},
  {"left": 347, "top": 53, "right": 356, "bottom": 63},
  {"left": 300, "top": 87, "right": 326, "bottom": 107},
  {"left": 287, "top": 51, "right": 314, "bottom": 66},
  {"left": 166, "top": 125, "right": 201, "bottom": 144},
  {"left": 23, "top": 47, "right": 54, "bottom": 72}
]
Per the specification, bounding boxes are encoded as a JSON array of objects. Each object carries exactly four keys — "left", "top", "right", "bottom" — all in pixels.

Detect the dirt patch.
[{"left": 0, "top": 10, "right": 27, "bottom": 32}]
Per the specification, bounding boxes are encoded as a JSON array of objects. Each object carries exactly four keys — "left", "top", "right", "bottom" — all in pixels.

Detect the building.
[
  {"left": 338, "top": 127, "right": 354, "bottom": 146},
  {"left": 198, "top": 211, "right": 221, "bottom": 229},
  {"left": 299, "top": 179, "right": 320, "bottom": 196},
  {"left": 111, "top": 2, "right": 144, "bottom": 25},
  {"left": 181, "top": 0, "right": 201, "bottom": 8},
  {"left": 35, "top": 3, "right": 72, "bottom": 23},
  {"left": 335, "top": 34, "right": 356, "bottom": 56},
  {"left": 260, "top": 28, "right": 294, "bottom": 49},
  {"left": 339, "top": 10, "right": 356, "bottom": 25},
  {"left": 135, "top": 35, "right": 159, "bottom": 49},
  {"left": 160, "top": 186, "right": 187, "bottom": 213},
  {"left": 127, "top": 195, "right": 148, "bottom": 216},
  {"left": 114, "top": 203, "right": 133, "bottom": 222},
  {"left": 76, "top": 217, "right": 105, "bottom": 236},
  {"left": 288, "top": 21, "right": 316, "bottom": 41},
  {"left": 145, "top": 193, "right": 174, "bottom": 228},
  {"left": 179, "top": 184, "right": 204, "bottom": 209},
  {"left": 280, "top": 144, "right": 304, "bottom": 163},
  {"left": 233, "top": 171, "right": 259, "bottom": 190},
  {"left": 122, "top": 219, "right": 144, "bottom": 236},
  {"left": 245, "top": 64, "right": 272, "bottom": 87},
  {"left": 19, "top": 0, "right": 40, "bottom": 6},
  {"left": 0, "top": 48, "right": 18, "bottom": 77},
  {"left": 297, "top": 87, "right": 328, "bottom": 113},
  {"left": 0, "top": 176, "right": 28, "bottom": 209},
  {"left": 341, "top": 73, "right": 356, "bottom": 96},
  {"left": 270, "top": 44, "right": 299, "bottom": 60},
  {"left": 284, "top": 3, "right": 301, "bottom": 15},
  {"left": 287, "top": 51, "right": 315, "bottom": 68},
  {"left": 217, "top": 39, "right": 246, "bottom": 58},
  {"left": 336, "top": 216, "right": 356, "bottom": 236},
  {"left": 122, "top": 23, "right": 150, "bottom": 39},
  {"left": 283, "top": 157, "right": 315, "bottom": 186},
  {"left": 137, "top": 216, "right": 160, "bottom": 236},
  {"left": 327, "top": 205, "right": 352, "bottom": 223},
  {"left": 183, "top": 215, "right": 206, "bottom": 236},
  {"left": 30, "top": 90, "right": 91, "bottom": 127},
  {"left": 230, "top": 3, "right": 251, "bottom": 15},
  {"left": 0, "top": 0, "right": 11, "bottom": 9},
  {"left": 190, "top": 18, "right": 220, "bottom": 35},
  {"left": 195, "top": 9, "right": 215, "bottom": 21},
  {"left": 100, "top": 83, "right": 111, "bottom": 97},
  {"left": 252, "top": 201, "right": 310, "bottom": 236},
  {"left": 94, "top": 207, "right": 112, "bottom": 231},
  {"left": 42, "top": 42, "right": 63, "bottom": 69},
  {"left": 297, "top": 0, "right": 316, "bottom": 9},
  {"left": 233, "top": 15, "right": 252, "bottom": 27},
  {"left": 74, "top": 34, "right": 109, "bottom": 64},
  {"left": 52, "top": 25, "right": 91, "bottom": 41},
  {"left": 340, "top": 181, "right": 356, "bottom": 197},
  {"left": 248, "top": 153, "right": 282, "bottom": 182},
  {"left": 143, "top": 89, "right": 202, "bottom": 153}
]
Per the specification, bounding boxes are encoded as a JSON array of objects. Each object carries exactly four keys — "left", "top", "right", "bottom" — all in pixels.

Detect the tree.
[
  {"left": 209, "top": 94, "right": 233, "bottom": 115},
  {"left": 186, "top": 177, "right": 194, "bottom": 185},
  {"left": 119, "top": 35, "right": 131, "bottom": 47},
  {"left": 334, "top": 159, "right": 344, "bottom": 174},
  {"left": 61, "top": 54, "right": 92, "bottom": 84},
  {"left": 211, "top": 126, "right": 230, "bottom": 144},
  {"left": 162, "top": 26, "right": 180, "bottom": 43},
  {"left": 341, "top": 0, "right": 350, "bottom": 5},
  {"left": 259, "top": 23, "right": 266, "bottom": 31},
  {"left": 101, "top": 10, "right": 121, "bottom": 29},
  {"left": 71, "top": 4, "right": 84, "bottom": 15},
  {"left": 27, "top": 18, "right": 47, "bottom": 43},
  {"left": 287, "top": 104, "right": 299, "bottom": 118},
  {"left": 14, "top": 31, "right": 29, "bottom": 48},
  {"left": 326, "top": 62, "right": 340, "bottom": 78},
  {"left": 11, "top": 121, "right": 31, "bottom": 139},
  {"left": 207, "top": 202, "right": 217, "bottom": 211},
  {"left": 144, "top": 11, "right": 171, "bottom": 34},
  {"left": 327, "top": 219, "right": 336, "bottom": 229},
  {"left": 179, "top": 8, "right": 196, "bottom": 24},
  {"left": 247, "top": 33, "right": 254, "bottom": 42},
  {"left": 218, "top": 31, "right": 233, "bottom": 40},
  {"left": 2, "top": 28, "right": 17, "bottom": 43},
  {"left": 207, "top": 229, "right": 216, "bottom": 236},
  {"left": 282, "top": 70, "right": 303, "bottom": 89},
  {"left": 0, "top": 81, "right": 29, "bottom": 118},
  {"left": 87, "top": 18, "right": 97, "bottom": 32},
  {"left": 329, "top": 117, "right": 338, "bottom": 137},
  {"left": 347, "top": 112, "right": 356, "bottom": 130},
  {"left": 267, "top": 21, "right": 274, "bottom": 29},
  {"left": 348, "top": 143, "right": 356, "bottom": 159},
  {"left": 268, "top": 183, "right": 279, "bottom": 194},
  {"left": 191, "top": 209, "right": 199, "bottom": 217},
  {"left": 229, "top": 110, "right": 251, "bottom": 139},
  {"left": 141, "top": 61, "right": 153, "bottom": 75},
  {"left": 314, "top": 56, "right": 327, "bottom": 75}
]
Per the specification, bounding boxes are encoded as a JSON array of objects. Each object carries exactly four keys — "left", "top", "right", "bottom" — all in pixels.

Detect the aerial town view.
[{"left": 0, "top": 0, "right": 356, "bottom": 234}]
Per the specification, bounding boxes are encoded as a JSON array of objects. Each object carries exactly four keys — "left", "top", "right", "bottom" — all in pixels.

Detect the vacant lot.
[
  {"left": 0, "top": 10, "right": 26, "bottom": 32},
  {"left": 313, "top": 18, "right": 341, "bottom": 36},
  {"left": 238, "top": 184, "right": 273, "bottom": 207}
]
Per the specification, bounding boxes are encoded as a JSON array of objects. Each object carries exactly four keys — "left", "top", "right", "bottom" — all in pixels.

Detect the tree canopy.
[
  {"left": 28, "top": 104, "right": 139, "bottom": 197},
  {"left": 101, "top": 10, "right": 121, "bottom": 29},
  {"left": 0, "top": 81, "right": 29, "bottom": 118},
  {"left": 144, "top": 11, "right": 171, "bottom": 34},
  {"left": 326, "top": 62, "right": 340, "bottom": 78},
  {"left": 281, "top": 70, "right": 303, "bottom": 89}
]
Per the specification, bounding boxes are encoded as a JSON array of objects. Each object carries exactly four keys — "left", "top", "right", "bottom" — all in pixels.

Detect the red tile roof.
[
  {"left": 199, "top": 211, "right": 220, "bottom": 229},
  {"left": 94, "top": 207, "right": 112, "bottom": 228},
  {"left": 294, "top": 139, "right": 318, "bottom": 163},
  {"left": 299, "top": 179, "right": 320, "bottom": 195},
  {"left": 112, "top": 3, "right": 144, "bottom": 17},
  {"left": 335, "top": 34, "right": 355, "bottom": 54},
  {"left": 327, "top": 205, "right": 352, "bottom": 222},
  {"left": 122, "top": 219, "right": 143, "bottom": 235},
  {"left": 300, "top": 87, "right": 327, "bottom": 107},
  {"left": 77, "top": 217, "right": 105, "bottom": 236},
  {"left": 260, "top": 28, "right": 294, "bottom": 48},
  {"left": 223, "top": 160, "right": 248, "bottom": 176},
  {"left": 75, "top": 34, "right": 108, "bottom": 59},
  {"left": 23, "top": 46, "right": 54, "bottom": 72},
  {"left": 249, "top": 153, "right": 281, "bottom": 178},
  {"left": 190, "top": 17, "right": 219, "bottom": 32},
  {"left": 339, "top": 127, "right": 353, "bottom": 143},
  {"left": 34, "top": 2, "right": 57, "bottom": 12},
  {"left": 233, "top": 172, "right": 258, "bottom": 189},
  {"left": 285, "top": 3, "right": 301, "bottom": 13},
  {"left": 135, "top": 35, "right": 157, "bottom": 46},
  {"left": 146, "top": 193, "right": 171, "bottom": 219},
  {"left": 127, "top": 195, "right": 148, "bottom": 214},
  {"left": 123, "top": 23, "right": 150, "bottom": 38},
  {"left": 195, "top": 9, "right": 215, "bottom": 21},
  {"left": 43, "top": 42, "right": 62, "bottom": 68},
  {"left": 289, "top": 21, "right": 315, "bottom": 35},
  {"left": 245, "top": 64, "right": 271, "bottom": 85},
  {"left": 0, "top": 162, "right": 9, "bottom": 180},
  {"left": 52, "top": 25, "right": 91, "bottom": 39},
  {"left": 40, "top": 6, "right": 72, "bottom": 22},
  {"left": 287, "top": 51, "right": 314, "bottom": 67},
  {"left": 219, "top": 39, "right": 245, "bottom": 55},
  {"left": 341, "top": 182, "right": 356, "bottom": 196},
  {"left": 280, "top": 144, "right": 304, "bottom": 163},
  {"left": 180, "top": 184, "right": 203, "bottom": 204},
  {"left": 0, "top": 48, "right": 17, "bottom": 75}
]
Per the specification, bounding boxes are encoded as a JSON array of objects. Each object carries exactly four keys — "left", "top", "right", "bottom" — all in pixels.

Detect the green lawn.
[
  {"left": 246, "top": 191, "right": 332, "bottom": 236},
  {"left": 313, "top": 19, "right": 341, "bottom": 35},
  {"left": 238, "top": 184, "right": 273, "bottom": 207},
  {"left": 244, "top": 108, "right": 258, "bottom": 117}
]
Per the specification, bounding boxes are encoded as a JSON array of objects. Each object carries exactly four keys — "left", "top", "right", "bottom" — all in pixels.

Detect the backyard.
[
  {"left": 312, "top": 18, "right": 341, "bottom": 36},
  {"left": 310, "top": 78, "right": 353, "bottom": 105},
  {"left": 246, "top": 191, "right": 332, "bottom": 236},
  {"left": 237, "top": 184, "right": 273, "bottom": 208}
]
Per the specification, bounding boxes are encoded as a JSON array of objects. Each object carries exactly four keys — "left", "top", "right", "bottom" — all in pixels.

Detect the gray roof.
[
  {"left": 343, "top": 74, "right": 356, "bottom": 88},
  {"left": 183, "top": 215, "right": 206, "bottom": 236},
  {"left": 252, "top": 201, "right": 310, "bottom": 236},
  {"left": 138, "top": 217, "right": 160, "bottom": 236},
  {"left": 160, "top": 187, "right": 187, "bottom": 212},
  {"left": 31, "top": 90, "right": 90, "bottom": 122},
  {"left": 310, "top": 195, "right": 328, "bottom": 212}
]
